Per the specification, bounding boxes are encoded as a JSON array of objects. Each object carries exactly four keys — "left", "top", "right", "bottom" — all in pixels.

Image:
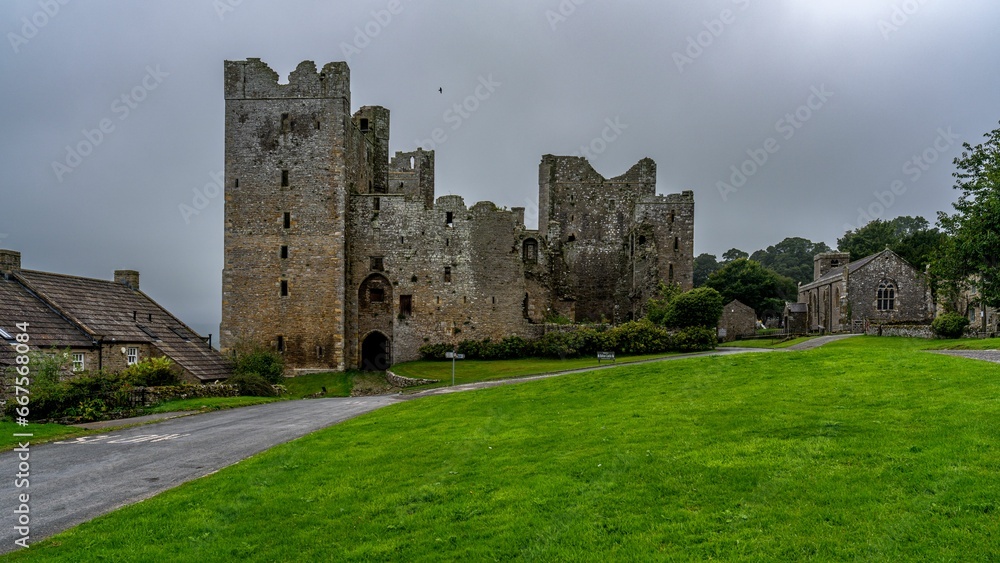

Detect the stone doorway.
[{"left": 360, "top": 332, "right": 391, "bottom": 371}]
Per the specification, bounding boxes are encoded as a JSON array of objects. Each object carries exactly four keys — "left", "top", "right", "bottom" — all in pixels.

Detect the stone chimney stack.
[
  {"left": 0, "top": 250, "right": 21, "bottom": 276},
  {"left": 114, "top": 270, "right": 140, "bottom": 290}
]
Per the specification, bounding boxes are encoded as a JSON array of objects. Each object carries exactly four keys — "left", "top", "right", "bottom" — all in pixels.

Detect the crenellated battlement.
[{"left": 224, "top": 59, "right": 351, "bottom": 101}]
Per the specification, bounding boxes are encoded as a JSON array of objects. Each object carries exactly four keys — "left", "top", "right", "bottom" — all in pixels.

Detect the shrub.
[
  {"left": 607, "top": 320, "right": 673, "bottom": 355},
  {"left": 232, "top": 343, "right": 285, "bottom": 383},
  {"left": 227, "top": 373, "right": 277, "bottom": 397},
  {"left": 121, "top": 357, "right": 179, "bottom": 387},
  {"left": 9, "top": 370, "right": 135, "bottom": 422},
  {"left": 661, "top": 287, "right": 724, "bottom": 329},
  {"left": 531, "top": 331, "right": 584, "bottom": 359},
  {"left": 418, "top": 343, "right": 453, "bottom": 360},
  {"left": 672, "top": 326, "right": 717, "bottom": 352},
  {"left": 932, "top": 312, "right": 971, "bottom": 339}
]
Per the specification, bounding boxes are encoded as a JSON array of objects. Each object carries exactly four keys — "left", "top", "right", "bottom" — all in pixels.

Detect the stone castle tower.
[{"left": 221, "top": 59, "right": 694, "bottom": 373}]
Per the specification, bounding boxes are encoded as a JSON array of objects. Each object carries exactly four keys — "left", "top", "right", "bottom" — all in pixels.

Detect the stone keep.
[{"left": 220, "top": 60, "right": 695, "bottom": 373}]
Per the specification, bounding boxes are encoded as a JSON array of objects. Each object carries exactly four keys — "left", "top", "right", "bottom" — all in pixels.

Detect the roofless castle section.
[{"left": 220, "top": 59, "right": 695, "bottom": 373}]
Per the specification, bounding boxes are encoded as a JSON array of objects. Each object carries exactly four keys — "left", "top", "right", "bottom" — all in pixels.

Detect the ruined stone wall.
[
  {"left": 221, "top": 59, "right": 351, "bottom": 371},
  {"left": 389, "top": 149, "right": 435, "bottom": 208},
  {"left": 346, "top": 194, "right": 535, "bottom": 365}
]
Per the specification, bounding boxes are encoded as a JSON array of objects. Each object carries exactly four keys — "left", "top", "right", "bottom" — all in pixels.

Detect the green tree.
[
  {"left": 838, "top": 216, "right": 946, "bottom": 272},
  {"left": 704, "top": 258, "right": 798, "bottom": 316},
  {"left": 937, "top": 122, "right": 1000, "bottom": 308},
  {"left": 660, "top": 287, "right": 724, "bottom": 329},
  {"left": 645, "top": 281, "right": 683, "bottom": 325},
  {"left": 693, "top": 253, "right": 721, "bottom": 287},
  {"left": 722, "top": 248, "right": 748, "bottom": 262},
  {"left": 749, "top": 237, "right": 832, "bottom": 285}
]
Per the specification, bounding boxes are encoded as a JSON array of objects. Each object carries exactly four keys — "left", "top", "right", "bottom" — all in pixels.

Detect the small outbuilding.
[{"left": 718, "top": 299, "right": 756, "bottom": 342}]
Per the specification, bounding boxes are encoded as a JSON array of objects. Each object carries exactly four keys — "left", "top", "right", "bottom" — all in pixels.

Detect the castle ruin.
[{"left": 220, "top": 59, "right": 694, "bottom": 372}]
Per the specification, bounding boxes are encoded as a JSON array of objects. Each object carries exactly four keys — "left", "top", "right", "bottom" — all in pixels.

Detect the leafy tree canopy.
[
  {"left": 837, "top": 215, "right": 946, "bottom": 272},
  {"left": 937, "top": 122, "right": 1000, "bottom": 308},
  {"left": 749, "top": 237, "right": 832, "bottom": 285},
  {"left": 704, "top": 258, "right": 798, "bottom": 317},
  {"left": 722, "top": 248, "right": 749, "bottom": 262},
  {"left": 693, "top": 253, "right": 721, "bottom": 287}
]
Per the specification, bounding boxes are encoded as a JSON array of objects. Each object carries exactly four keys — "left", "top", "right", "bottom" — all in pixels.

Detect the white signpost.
[{"left": 445, "top": 351, "right": 465, "bottom": 385}]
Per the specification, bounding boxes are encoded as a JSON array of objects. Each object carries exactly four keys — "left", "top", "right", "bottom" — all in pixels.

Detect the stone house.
[
  {"left": 717, "top": 299, "right": 756, "bottom": 342},
  {"left": 797, "top": 249, "right": 933, "bottom": 333},
  {"left": 220, "top": 59, "right": 696, "bottom": 372},
  {"left": 0, "top": 250, "right": 229, "bottom": 382},
  {"left": 782, "top": 302, "right": 809, "bottom": 334}
]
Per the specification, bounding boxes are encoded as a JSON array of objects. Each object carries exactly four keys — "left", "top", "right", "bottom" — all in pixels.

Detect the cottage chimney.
[
  {"left": 115, "top": 269, "right": 140, "bottom": 290},
  {"left": 0, "top": 250, "right": 21, "bottom": 276}
]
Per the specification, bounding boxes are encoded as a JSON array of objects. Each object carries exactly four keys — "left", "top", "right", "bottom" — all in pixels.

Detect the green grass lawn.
[
  {"left": 281, "top": 371, "right": 353, "bottom": 398},
  {"left": 0, "top": 421, "right": 95, "bottom": 452},
  {"left": 924, "top": 337, "right": 1000, "bottom": 350},
  {"left": 7, "top": 336, "right": 1000, "bottom": 561},
  {"left": 391, "top": 351, "right": 682, "bottom": 387},
  {"left": 142, "top": 396, "right": 283, "bottom": 414}
]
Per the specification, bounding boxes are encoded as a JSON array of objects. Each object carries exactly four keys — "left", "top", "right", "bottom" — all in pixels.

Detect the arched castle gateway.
[{"left": 220, "top": 59, "right": 695, "bottom": 373}]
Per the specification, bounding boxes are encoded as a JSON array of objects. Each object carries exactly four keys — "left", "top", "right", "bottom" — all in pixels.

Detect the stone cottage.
[
  {"left": 0, "top": 249, "right": 229, "bottom": 382},
  {"left": 717, "top": 299, "right": 756, "bottom": 342}
]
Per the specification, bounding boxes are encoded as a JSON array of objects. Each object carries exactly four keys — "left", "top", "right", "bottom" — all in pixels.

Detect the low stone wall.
[
  {"left": 129, "top": 383, "right": 239, "bottom": 406},
  {"left": 385, "top": 370, "right": 438, "bottom": 388},
  {"left": 865, "top": 324, "right": 934, "bottom": 339}
]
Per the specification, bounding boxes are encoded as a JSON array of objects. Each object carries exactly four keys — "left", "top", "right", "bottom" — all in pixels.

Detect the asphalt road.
[{"left": 0, "top": 395, "right": 400, "bottom": 553}]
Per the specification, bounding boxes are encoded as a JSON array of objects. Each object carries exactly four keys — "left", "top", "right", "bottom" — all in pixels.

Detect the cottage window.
[
  {"left": 72, "top": 353, "right": 85, "bottom": 372},
  {"left": 877, "top": 281, "right": 896, "bottom": 311},
  {"left": 126, "top": 347, "right": 139, "bottom": 366}
]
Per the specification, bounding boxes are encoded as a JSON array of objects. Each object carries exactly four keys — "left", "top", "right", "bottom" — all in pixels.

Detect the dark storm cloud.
[{"left": 1, "top": 0, "right": 998, "bottom": 338}]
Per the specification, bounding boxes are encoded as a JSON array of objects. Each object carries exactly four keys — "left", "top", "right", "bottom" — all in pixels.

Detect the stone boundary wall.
[
  {"left": 129, "top": 383, "right": 239, "bottom": 406},
  {"left": 865, "top": 324, "right": 934, "bottom": 338},
  {"left": 386, "top": 370, "right": 438, "bottom": 388}
]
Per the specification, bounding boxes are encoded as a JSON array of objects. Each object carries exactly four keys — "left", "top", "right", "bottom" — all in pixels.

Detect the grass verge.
[
  {"left": 718, "top": 336, "right": 815, "bottom": 349},
  {"left": 0, "top": 421, "right": 96, "bottom": 452},
  {"left": 8, "top": 336, "right": 1000, "bottom": 560},
  {"left": 142, "top": 396, "right": 282, "bottom": 414}
]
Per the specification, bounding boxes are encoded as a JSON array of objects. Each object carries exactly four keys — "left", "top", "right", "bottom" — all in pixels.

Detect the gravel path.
[{"left": 930, "top": 349, "right": 1000, "bottom": 364}]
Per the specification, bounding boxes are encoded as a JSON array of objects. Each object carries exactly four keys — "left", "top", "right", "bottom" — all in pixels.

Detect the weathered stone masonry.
[{"left": 220, "top": 59, "right": 695, "bottom": 372}]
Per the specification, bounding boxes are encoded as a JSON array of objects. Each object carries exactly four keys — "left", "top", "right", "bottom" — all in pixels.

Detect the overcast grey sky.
[{"left": 2, "top": 0, "right": 998, "bottom": 339}]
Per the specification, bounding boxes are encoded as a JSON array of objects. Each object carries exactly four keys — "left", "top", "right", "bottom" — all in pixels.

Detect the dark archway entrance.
[{"left": 360, "top": 332, "right": 391, "bottom": 371}]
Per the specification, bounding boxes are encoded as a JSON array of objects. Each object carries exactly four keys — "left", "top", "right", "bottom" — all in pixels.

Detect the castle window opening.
[
  {"left": 280, "top": 280, "right": 288, "bottom": 297},
  {"left": 373, "top": 183, "right": 386, "bottom": 194},
  {"left": 674, "top": 237, "right": 680, "bottom": 251},
  {"left": 446, "top": 238, "right": 449, "bottom": 247},
  {"left": 283, "top": 212, "right": 291, "bottom": 229},
  {"left": 280, "top": 113, "right": 290, "bottom": 133},
  {"left": 877, "top": 281, "right": 896, "bottom": 311},
  {"left": 669, "top": 210, "right": 675, "bottom": 223},
  {"left": 373, "top": 197, "right": 380, "bottom": 211},
  {"left": 492, "top": 296, "right": 496, "bottom": 305},
  {"left": 280, "top": 245, "right": 288, "bottom": 259},
  {"left": 669, "top": 264, "right": 674, "bottom": 282},
  {"left": 523, "top": 239, "right": 538, "bottom": 263},
  {"left": 567, "top": 234, "right": 576, "bottom": 242},
  {"left": 446, "top": 211, "right": 453, "bottom": 227},
  {"left": 638, "top": 235, "right": 646, "bottom": 245},
  {"left": 370, "top": 256, "right": 384, "bottom": 271},
  {"left": 316, "top": 346, "right": 323, "bottom": 359},
  {"left": 399, "top": 295, "right": 412, "bottom": 316},
  {"left": 444, "top": 266, "right": 452, "bottom": 283},
  {"left": 234, "top": 178, "right": 239, "bottom": 188},
  {"left": 360, "top": 118, "right": 369, "bottom": 132},
  {"left": 277, "top": 336, "right": 285, "bottom": 353},
  {"left": 410, "top": 156, "right": 415, "bottom": 169},
  {"left": 281, "top": 170, "right": 289, "bottom": 187},
  {"left": 369, "top": 286, "right": 385, "bottom": 303}
]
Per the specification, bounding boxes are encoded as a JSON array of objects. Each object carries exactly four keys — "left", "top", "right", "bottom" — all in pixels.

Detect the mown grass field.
[
  {"left": 5, "top": 337, "right": 1000, "bottom": 561},
  {"left": 718, "top": 336, "right": 815, "bottom": 349},
  {"left": 0, "top": 421, "right": 94, "bottom": 451}
]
